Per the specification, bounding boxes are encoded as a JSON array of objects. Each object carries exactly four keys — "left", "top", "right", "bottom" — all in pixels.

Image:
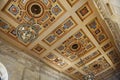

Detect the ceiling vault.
[{"left": 0, "top": 0, "right": 120, "bottom": 80}]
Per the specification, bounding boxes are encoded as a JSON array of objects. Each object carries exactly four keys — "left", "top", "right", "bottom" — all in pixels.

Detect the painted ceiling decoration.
[
  {"left": 0, "top": 0, "right": 120, "bottom": 80},
  {"left": 2, "top": 0, "right": 65, "bottom": 45},
  {"left": 55, "top": 29, "right": 95, "bottom": 61},
  {"left": 76, "top": 2, "right": 92, "bottom": 21},
  {"left": 43, "top": 16, "right": 77, "bottom": 45},
  {"left": 86, "top": 17, "right": 108, "bottom": 44}
]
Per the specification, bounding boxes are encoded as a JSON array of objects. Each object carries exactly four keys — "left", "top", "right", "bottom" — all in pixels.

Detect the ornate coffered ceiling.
[{"left": 0, "top": 0, "right": 120, "bottom": 80}]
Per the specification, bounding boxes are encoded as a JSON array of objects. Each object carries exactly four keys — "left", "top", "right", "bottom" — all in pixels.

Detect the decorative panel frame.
[
  {"left": 55, "top": 29, "right": 95, "bottom": 61},
  {"left": 8, "top": 27, "right": 17, "bottom": 38},
  {"left": 82, "top": 57, "right": 110, "bottom": 75},
  {"left": 86, "top": 17, "right": 108, "bottom": 44},
  {"left": 76, "top": 2, "right": 92, "bottom": 21},
  {"left": 43, "top": 16, "right": 77, "bottom": 46},
  {"left": 65, "top": 67, "right": 76, "bottom": 73},
  {"left": 107, "top": 49, "right": 120, "bottom": 64},
  {"left": 44, "top": 53, "right": 68, "bottom": 68},
  {"left": 76, "top": 50, "right": 101, "bottom": 68},
  {"left": 102, "top": 42, "right": 113, "bottom": 52},
  {"left": 32, "top": 44, "right": 46, "bottom": 55},
  {"left": 0, "top": 17, "right": 12, "bottom": 33},
  {"left": 72, "top": 71, "right": 83, "bottom": 79}
]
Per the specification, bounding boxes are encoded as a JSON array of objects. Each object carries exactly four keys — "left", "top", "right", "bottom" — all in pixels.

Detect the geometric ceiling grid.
[
  {"left": 2, "top": 0, "right": 66, "bottom": 45},
  {"left": 0, "top": 0, "right": 120, "bottom": 80}
]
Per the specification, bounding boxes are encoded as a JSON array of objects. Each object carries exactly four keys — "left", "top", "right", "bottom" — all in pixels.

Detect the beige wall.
[{"left": 0, "top": 39, "right": 72, "bottom": 80}]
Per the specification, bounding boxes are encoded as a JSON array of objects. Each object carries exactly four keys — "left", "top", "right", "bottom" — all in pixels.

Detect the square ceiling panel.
[
  {"left": 102, "top": 42, "right": 113, "bottom": 52},
  {"left": 72, "top": 71, "right": 83, "bottom": 80},
  {"left": 55, "top": 29, "right": 95, "bottom": 61},
  {"left": 75, "top": 50, "right": 101, "bottom": 68},
  {"left": 82, "top": 57, "right": 110, "bottom": 75},
  {"left": 0, "top": 17, "right": 12, "bottom": 33},
  {"left": 65, "top": 67, "right": 76, "bottom": 73},
  {"left": 44, "top": 53, "right": 68, "bottom": 68},
  {"left": 76, "top": 2, "right": 93, "bottom": 21},
  {"left": 43, "top": 16, "right": 77, "bottom": 46},
  {"left": 86, "top": 17, "right": 108, "bottom": 44},
  {"left": 32, "top": 44, "right": 46, "bottom": 55},
  {"left": 107, "top": 49, "right": 120, "bottom": 64}
]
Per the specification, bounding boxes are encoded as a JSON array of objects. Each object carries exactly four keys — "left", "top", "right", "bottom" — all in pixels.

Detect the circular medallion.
[
  {"left": 72, "top": 44, "right": 79, "bottom": 49},
  {"left": 31, "top": 4, "right": 41, "bottom": 14},
  {"left": 27, "top": 2, "right": 44, "bottom": 18},
  {"left": 70, "top": 42, "right": 81, "bottom": 52}
]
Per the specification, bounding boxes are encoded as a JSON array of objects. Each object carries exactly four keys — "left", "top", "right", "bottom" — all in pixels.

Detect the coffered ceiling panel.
[
  {"left": 86, "top": 17, "right": 108, "bottom": 44},
  {"left": 44, "top": 52, "right": 68, "bottom": 68},
  {"left": 43, "top": 16, "right": 77, "bottom": 46},
  {"left": 76, "top": 2, "right": 92, "bottom": 21},
  {"left": 75, "top": 50, "right": 101, "bottom": 68},
  {"left": 32, "top": 43, "right": 46, "bottom": 55},
  {"left": 0, "top": 0, "right": 120, "bottom": 80},
  {"left": 55, "top": 29, "right": 95, "bottom": 61},
  {"left": 82, "top": 57, "right": 110, "bottom": 75}
]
